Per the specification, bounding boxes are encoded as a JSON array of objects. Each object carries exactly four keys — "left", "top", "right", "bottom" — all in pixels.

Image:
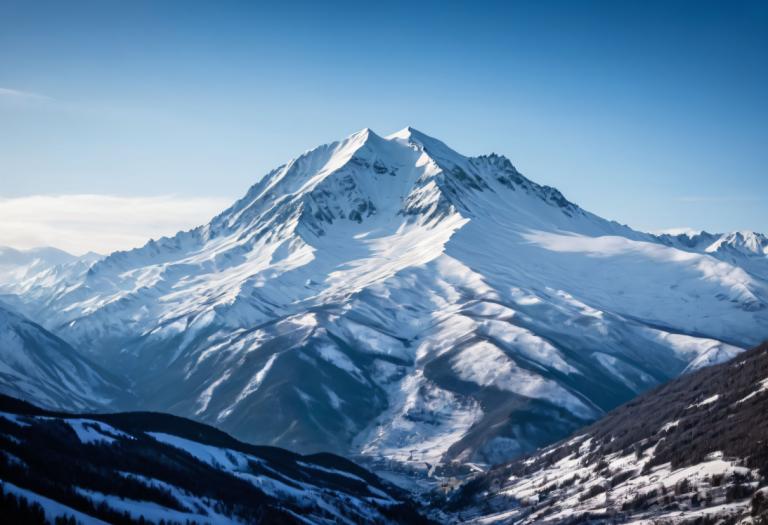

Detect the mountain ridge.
[{"left": 0, "top": 393, "right": 430, "bottom": 524}]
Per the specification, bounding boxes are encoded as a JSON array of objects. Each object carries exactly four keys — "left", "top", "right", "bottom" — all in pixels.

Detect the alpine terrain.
[
  {"left": 0, "top": 394, "right": 428, "bottom": 524},
  {"left": 446, "top": 341, "right": 768, "bottom": 524},
  {"left": 0, "top": 127, "right": 766, "bottom": 468},
  {"left": 0, "top": 303, "right": 123, "bottom": 411}
]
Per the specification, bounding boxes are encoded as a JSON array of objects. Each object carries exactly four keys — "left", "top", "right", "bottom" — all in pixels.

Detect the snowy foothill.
[{"left": 0, "top": 396, "right": 423, "bottom": 524}]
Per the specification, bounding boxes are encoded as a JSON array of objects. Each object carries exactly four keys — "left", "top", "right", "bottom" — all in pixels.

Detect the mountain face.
[
  {"left": 1, "top": 127, "right": 766, "bottom": 466},
  {"left": 446, "top": 341, "right": 768, "bottom": 524},
  {"left": 0, "top": 304, "right": 123, "bottom": 411},
  {"left": 0, "top": 394, "right": 429, "bottom": 524}
]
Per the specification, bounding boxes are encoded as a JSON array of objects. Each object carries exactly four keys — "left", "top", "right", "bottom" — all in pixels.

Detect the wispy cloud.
[
  {"left": 0, "top": 87, "right": 51, "bottom": 103},
  {"left": 0, "top": 194, "right": 232, "bottom": 255}
]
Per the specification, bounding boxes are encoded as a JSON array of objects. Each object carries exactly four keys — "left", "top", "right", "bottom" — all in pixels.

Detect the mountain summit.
[{"left": 1, "top": 128, "right": 766, "bottom": 465}]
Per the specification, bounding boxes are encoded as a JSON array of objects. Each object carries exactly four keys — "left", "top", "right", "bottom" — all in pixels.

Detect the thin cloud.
[
  {"left": 0, "top": 194, "right": 232, "bottom": 255},
  {"left": 0, "top": 87, "right": 51, "bottom": 102}
]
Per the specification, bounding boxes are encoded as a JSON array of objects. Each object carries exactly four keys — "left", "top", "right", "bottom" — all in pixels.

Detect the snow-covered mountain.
[
  {"left": 0, "top": 246, "right": 102, "bottom": 320},
  {"left": 0, "top": 394, "right": 428, "bottom": 524},
  {"left": 0, "top": 304, "right": 123, "bottom": 411},
  {"left": 445, "top": 341, "right": 768, "bottom": 524},
  {"left": 2, "top": 127, "right": 766, "bottom": 466},
  {"left": 0, "top": 246, "right": 100, "bottom": 284},
  {"left": 0, "top": 246, "right": 76, "bottom": 269},
  {"left": 656, "top": 230, "right": 768, "bottom": 281}
]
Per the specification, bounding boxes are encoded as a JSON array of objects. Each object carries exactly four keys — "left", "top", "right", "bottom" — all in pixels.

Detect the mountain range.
[{"left": 0, "top": 127, "right": 766, "bottom": 470}]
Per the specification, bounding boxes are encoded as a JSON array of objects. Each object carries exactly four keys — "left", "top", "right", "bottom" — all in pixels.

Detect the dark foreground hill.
[
  {"left": 443, "top": 341, "right": 768, "bottom": 524},
  {"left": 0, "top": 394, "right": 430, "bottom": 524}
]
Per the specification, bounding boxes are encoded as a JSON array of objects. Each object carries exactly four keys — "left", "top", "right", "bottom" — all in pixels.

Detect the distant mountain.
[
  {"left": 0, "top": 245, "right": 76, "bottom": 267},
  {"left": 0, "top": 394, "right": 429, "bottom": 524},
  {"left": 446, "top": 341, "right": 768, "bottom": 524},
  {"left": 0, "top": 304, "right": 124, "bottom": 411},
  {"left": 2, "top": 128, "right": 766, "bottom": 466},
  {"left": 0, "top": 246, "right": 101, "bottom": 283},
  {"left": 656, "top": 230, "right": 768, "bottom": 280},
  {"left": 0, "top": 246, "right": 102, "bottom": 321}
]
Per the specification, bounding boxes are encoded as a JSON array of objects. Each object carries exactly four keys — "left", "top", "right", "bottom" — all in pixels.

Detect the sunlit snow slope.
[{"left": 1, "top": 128, "right": 766, "bottom": 464}]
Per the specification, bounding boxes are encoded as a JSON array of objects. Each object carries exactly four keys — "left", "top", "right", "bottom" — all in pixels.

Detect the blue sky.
[{"left": 1, "top": 0, "right": 766, "bottom": 252}]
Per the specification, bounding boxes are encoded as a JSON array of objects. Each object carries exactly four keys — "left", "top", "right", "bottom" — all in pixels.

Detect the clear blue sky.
[{"left": 2, "top": 0, "right": 766, "bottom": 235}]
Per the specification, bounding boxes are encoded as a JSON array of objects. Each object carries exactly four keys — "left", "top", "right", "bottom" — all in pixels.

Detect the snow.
[
  {"left": 0, "top": 304, "right": 118, "bottom": 412},
  {"left": 2, "top": 480, "right": 108, "bottom": 524},
  {"left": 357, "top": 370, "right": 484, "bottom": 464},
  {"left": 0, "top": 411, "right": 31, "bottom": 427},
  {"left": 687, "top": 394, "right": 720, "bottom": 409},
  {"left": 295, "top": 461, "right": 367, "bottom": 482},
  {"left": 315, "top": 343, "right": 366, "bottom": 382},
  {"left": 196, "top": 370, "right": 232, "bottom": 415},
  {"left": 593, "top": 352, "right": 649, "bottom": 391},
  {"left": 144, "top": 432, "right": 394, "bottom": 524},
  {"left": 147, "top": 432, "right": 248, "bottom": 470},
  {"left": 63, "top": 418, "right": 133, "bottom": 445},
  {"left": 1, "top": 407, "right": 403, "bottom": 525},
  {"left": 215, "top": 352, "right": 278, "bottom": 420},
  {"left": 242, "top": 354, "right": 278, "bottom": 401},
  {"left": 630, "top": 501, "right": 752, "bottom": 524},
  {"left": 648, "top": 331, "right": 743, "bottom": 371},
  {"left": 479, "top": 319, "right": 579, "bottom": 375},
  {"left": 332, "top": 319, "right": 409, "bottom": 360},
  {"left": 2, "top": 126, "right": 765, "bottom": 466},
  {"left": 467, "top": 442, "right": 754, "bottom": 525},
  {"left": 117, "top": 472, "right": 244, "bottom": 523},
  {"left": 660, "top": 419, "right": 680, "bottom": 432},
  {"left": 323, "top": 385, "right": 343, "bottom": 409},
  {"left": 737, "top": 376, "right": 768, "bottom": 404},
  {"left": 77, "top": 487, "right": 222, "bottom": 524},
  {"left": 451, "top": 341, "right": 595, "bottom": 418}
]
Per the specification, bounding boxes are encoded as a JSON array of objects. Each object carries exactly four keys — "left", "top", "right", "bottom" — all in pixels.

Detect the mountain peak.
[
  {"left": 384, "top": 125, "right": 432, "bottom": 143},
  {"left": 385, "top": 125, "right": 418, "bottom": 140},
  {"left": 349, "top": 126, "right": 376, "bottom": 140}
]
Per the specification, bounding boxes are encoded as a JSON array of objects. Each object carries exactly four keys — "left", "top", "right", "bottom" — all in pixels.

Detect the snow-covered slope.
[
  {"left": 0, "top": 394, "right": 428, "bottom": 524},
  {"left": 446, "top": 341, "right": 768, "bottom": 524},
  {"left": 0, "top": 304, "right": 123, "bottom": 411},
  {"left": 3, "top": 127, "right": 767, "bottom": 465}
]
